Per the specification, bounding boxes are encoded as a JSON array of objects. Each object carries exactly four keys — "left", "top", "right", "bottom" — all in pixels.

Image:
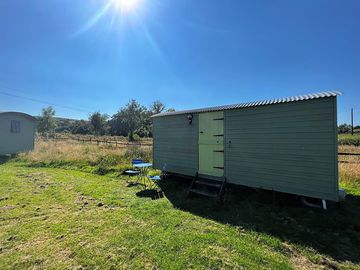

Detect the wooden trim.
[{"left": 333, "top": 97, "right": 339, "bottom": 201}]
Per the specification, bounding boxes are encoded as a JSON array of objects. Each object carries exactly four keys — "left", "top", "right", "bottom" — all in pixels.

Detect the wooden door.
[{"left": 198, "top": 111, "right": 224, "bottom": 176}]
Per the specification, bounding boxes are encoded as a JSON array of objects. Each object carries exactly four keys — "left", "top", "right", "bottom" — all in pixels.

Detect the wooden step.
[
  {"left": 195, "top": 180, "right": 222, "bottom": 188},
  {"left": 189, "top": 188, "right": 218, "bottom": 198},
  {"left": 198, "top": 174, "right": 224, "bottom": 182}
]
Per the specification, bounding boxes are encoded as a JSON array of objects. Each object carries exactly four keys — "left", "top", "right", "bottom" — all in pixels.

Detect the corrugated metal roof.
[{"left": 152, "top": 90, "right": 342, "bottom": 118}]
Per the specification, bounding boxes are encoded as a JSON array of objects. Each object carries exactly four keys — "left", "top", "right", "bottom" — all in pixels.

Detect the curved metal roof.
[
  {"left": 152, "top": 90, "right": 342, "bottom": 118},
  {"left": 0, "top": 111, "right": 37, "bottom": 121}
]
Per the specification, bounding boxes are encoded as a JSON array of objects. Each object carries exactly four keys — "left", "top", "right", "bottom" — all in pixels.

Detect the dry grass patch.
[
  {"left": 17, "top": 140, "right": 152, "bottom": 175},
  {"left": 339, "top": 146, "right": 360, "bottom": 186},
  {"left": 21, "top": 140, "right": 128, "bottom": 164}
]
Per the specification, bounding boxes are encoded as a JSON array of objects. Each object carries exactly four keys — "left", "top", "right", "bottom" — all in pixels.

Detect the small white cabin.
[{"left": 0, "top": 112, "right": 37, "bottom": 155}]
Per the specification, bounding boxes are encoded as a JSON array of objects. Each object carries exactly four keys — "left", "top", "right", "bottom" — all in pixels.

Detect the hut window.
[{"left": 10, "top": 120, "right": 21, "bottom": 133}]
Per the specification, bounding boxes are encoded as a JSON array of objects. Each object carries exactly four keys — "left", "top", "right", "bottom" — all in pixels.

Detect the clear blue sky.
[{"left": 0, "top": 0, "right": 359, "bottom": 124}]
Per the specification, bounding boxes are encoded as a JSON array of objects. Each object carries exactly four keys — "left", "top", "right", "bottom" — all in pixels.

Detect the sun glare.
[{"left": 111, "top": 0, "right": 140, "bottom": 13}]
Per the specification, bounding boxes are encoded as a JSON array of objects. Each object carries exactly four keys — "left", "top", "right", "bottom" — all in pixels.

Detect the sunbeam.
[
  {"left": 73, "top": 0, "right": 143, "bottom": 36},
  {"left": 73, "top": 1, "right": 113, "bottom": 36},
  {"left": 111, "top": 0, "right": 140, "bottom": 13}
]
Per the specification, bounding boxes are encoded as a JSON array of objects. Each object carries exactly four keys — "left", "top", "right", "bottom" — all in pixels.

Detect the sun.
[{"left": 111, "top": 0, "right": 140, "bottom": 13}]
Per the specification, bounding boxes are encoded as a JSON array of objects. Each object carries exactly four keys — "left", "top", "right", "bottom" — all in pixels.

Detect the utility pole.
[{"left": 351, "top": 108, "right": 354, "bottom": 136}]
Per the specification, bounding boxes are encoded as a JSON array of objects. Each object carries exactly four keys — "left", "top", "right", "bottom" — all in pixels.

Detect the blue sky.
[{"left": 0, "top": 0, "right": 359, "bottom": 124}]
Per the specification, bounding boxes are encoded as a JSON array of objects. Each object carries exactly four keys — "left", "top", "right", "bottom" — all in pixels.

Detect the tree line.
[
  {"left": 338, "top": 123, "right": 360, "bottom": 134},
  {"left": 37, "top": 100, "right": 174, "bottom": 140}
]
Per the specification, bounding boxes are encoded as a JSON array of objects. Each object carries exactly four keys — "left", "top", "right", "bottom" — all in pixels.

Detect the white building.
[{"left": 0, "top": 112, "right": 37, "bottom": 155}]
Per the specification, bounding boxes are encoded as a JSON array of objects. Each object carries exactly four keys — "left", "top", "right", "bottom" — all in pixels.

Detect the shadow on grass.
[
  {"left": 136, "top": 189, "right": 164, "bottom": 200},
  {"left": 160, "top": 176, "right": 360, "bottom": 264},
  {"left": 0, "top": 155, "right": 12, "bottom": 165}
]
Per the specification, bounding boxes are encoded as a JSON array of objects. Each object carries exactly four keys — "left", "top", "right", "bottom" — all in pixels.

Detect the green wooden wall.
[
  {"left": 153, "top": 114, "right": 199, "bottom": 176},
  {"left": 225, "top": 97, "right": 338, "bottom": 201}
]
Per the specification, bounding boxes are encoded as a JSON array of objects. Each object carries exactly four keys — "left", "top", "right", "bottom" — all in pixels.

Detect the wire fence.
[
  {"left": 38, "top": 136, "right": 152, "bottom": 148},
  {"left": 37, "top": 135, "right": 360, "bottom": 162}
]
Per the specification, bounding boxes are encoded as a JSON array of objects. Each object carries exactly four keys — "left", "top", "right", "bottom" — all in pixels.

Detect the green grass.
[
  {"left": 339, "top": 133, "right": 360, "bottom": 146},
  {"left": 1, "top": 160, "right": 360, "bottom": 269}
]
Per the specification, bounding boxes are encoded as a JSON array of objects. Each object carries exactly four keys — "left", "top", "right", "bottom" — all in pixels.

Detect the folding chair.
[
  {"left": 147, "top": 163, "right": 167, "bottom": 197},
  {"left": 124, "top": 159, "right": 143, "bottom": 183}
]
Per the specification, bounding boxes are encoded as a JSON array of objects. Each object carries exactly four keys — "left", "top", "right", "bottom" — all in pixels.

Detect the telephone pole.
[{"left": 351, "top": 108, "right": 354, "bottom": 136}]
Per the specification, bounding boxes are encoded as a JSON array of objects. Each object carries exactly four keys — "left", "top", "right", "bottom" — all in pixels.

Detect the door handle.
[{"left": 228, "top": 140, "right": 231, "bottom": 148}]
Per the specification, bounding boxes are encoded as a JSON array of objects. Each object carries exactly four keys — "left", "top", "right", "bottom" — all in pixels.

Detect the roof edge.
[
  {"left": 0, "top": 112, "right": 38, "bottom": 121},
  {"left": 151, "top": 90, "right": 342, "bottom": 118}
]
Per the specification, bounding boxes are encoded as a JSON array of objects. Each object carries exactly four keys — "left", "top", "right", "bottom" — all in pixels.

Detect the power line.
[{"left": 0, "top": 87, "right": 90, "bottom": 113}]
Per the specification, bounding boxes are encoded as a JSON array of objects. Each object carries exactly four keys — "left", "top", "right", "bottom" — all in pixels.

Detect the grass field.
[
  {"left": 1, "top": 141, "right": 360, "bottom": 269},
  {"left": 17, "top": 140, "right": 152, "bottom": 176},
  {"left": 338, "top": 133, "right": 360, "bottom": 146}
]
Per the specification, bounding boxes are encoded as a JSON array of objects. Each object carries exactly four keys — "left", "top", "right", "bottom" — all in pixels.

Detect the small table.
[{"left": 133, "top": 163, "right": 153, "bottom": 189}]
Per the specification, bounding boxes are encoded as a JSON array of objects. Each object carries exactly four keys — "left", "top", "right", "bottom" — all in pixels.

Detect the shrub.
[
  {"left": 94, "top": 154, "right": 124, "bottom": 167},
  {"left": 132, "top": 134, "right": 141, "bottom": 142},
  {"left": 338, "top": 134, "right": 360, "bottom": 146},
  {"left": 338, "top": 123, "right": 352, "bottom": 134},
  {"left": 124, "top": 146, "right": 151, "bottom": 162}
]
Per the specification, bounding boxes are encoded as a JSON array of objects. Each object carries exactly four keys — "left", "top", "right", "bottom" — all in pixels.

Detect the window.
[{"left": 10, "top": 120, "right": 21, "bottom": 133}]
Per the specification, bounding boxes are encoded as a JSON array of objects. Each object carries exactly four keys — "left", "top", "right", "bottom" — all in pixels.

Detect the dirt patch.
[
  {"left": 76, "top": 194, "right": 124, "bottom": 211},
  {"left": 55, "top": 248, "right": 84, "bottom": 269},
  {"left": 15, "top": 236, "right": 51, "bottom": 251},
  {"left": 76, "top": 195, "right": 97, "bottom": 210},
  {"left": 319, "top": 258, "right": 341, "bottom": 270},
  {"left": 16, "top": 172, "right": 55, "bottom": 190},
  {"left": 0, "top": 205, "right": 16, "bottom": 212},
  {"left": 282, "top": 243, "right": 324, "bottom": 270},
  {"left": 290, "top": 254, "right": 322, "bottom": 270}
]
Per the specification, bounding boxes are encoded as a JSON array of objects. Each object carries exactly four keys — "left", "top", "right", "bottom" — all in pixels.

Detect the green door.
[{"left": 198, "top": 111, "right": 224, "bottom": 177}]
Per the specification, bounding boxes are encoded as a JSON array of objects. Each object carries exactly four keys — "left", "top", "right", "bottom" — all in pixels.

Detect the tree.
[
  {"left": 109, "top": 100, "right": 147, "bottom": 140},
  {"left": 338, "top": 123, "right": 351, "bottom": 134},
  {"left": 71, "top": 120, "right": 91, "bottom": 135},
  {"left": 37, "top": 106, "right": 57, "bottom": 134},
  {"left": 89, "top": 112, "right": 108, "bottom": 135},
  {"left": 149, "top": 100, "right": 166, "bottom": 115},
  {"left": 149, "top": 100, "right": 175, "bottom": 115}
]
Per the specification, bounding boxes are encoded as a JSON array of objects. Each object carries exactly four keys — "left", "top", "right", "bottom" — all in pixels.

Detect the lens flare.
[{"left": 111, "top": 0, "right": 140, "bottom": 13}]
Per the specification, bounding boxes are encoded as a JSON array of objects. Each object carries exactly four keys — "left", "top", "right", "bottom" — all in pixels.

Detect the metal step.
[
  {"left": 189, "top": 188, "right": 218, "bottom": 198},
  {"left": 195, "top": 180, "right": 222, "bottom": 188}
]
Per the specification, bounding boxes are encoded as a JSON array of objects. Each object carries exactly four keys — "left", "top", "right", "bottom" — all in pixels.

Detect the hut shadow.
[
  {"left": 136, "top": 189, "right": 164, "bottom": 200},
  {"left": 159, "top": 176, "right": 360, "bottom": 264},
  {"left": 0, "top": 155, "right": 11, "bottom": 165}
]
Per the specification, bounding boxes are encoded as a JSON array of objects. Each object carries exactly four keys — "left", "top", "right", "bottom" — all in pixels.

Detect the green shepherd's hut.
[{"left": 151, "top": 91, "right": 342, "bottom": 205}]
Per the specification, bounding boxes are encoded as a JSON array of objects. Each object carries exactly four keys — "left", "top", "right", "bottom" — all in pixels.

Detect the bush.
[
  {"left": 338, "top": 123, "right": 352, "bottom": 134},
  {"left": 131, "top": 134, "right": 141, "bottom": 142},
  {"left": 338, "top": 134, "right": 360, "bottom": 146},
  {"left": 124, "top": 146, "right": 151, "bottom": 162},
  {"left": 93, "top": 154, "right": 124, "bottom": 167}
]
